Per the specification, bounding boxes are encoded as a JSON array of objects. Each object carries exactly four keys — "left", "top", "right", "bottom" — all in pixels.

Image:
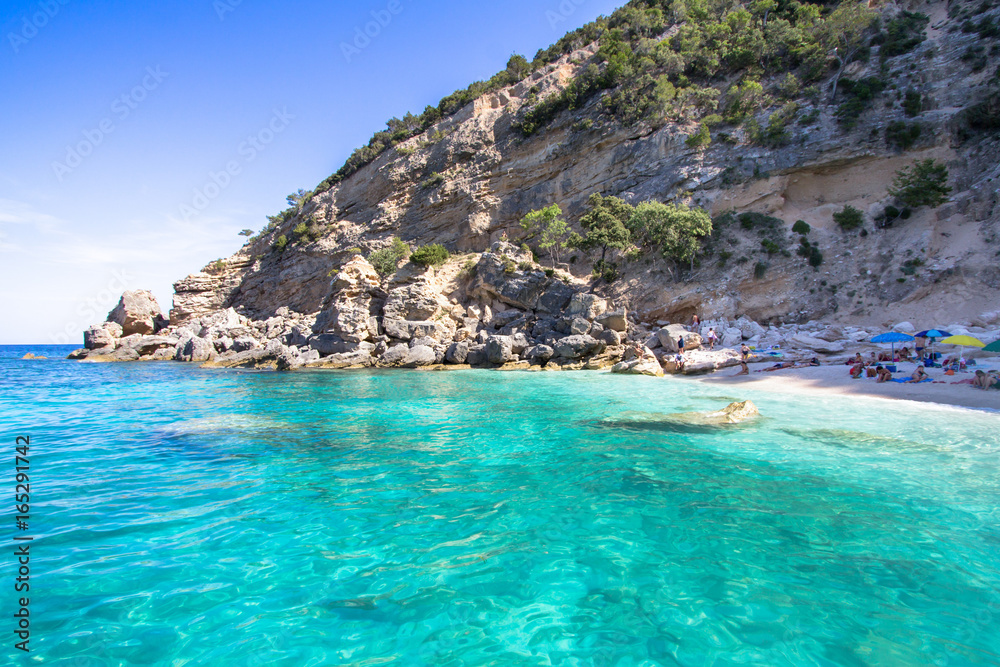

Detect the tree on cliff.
[
  {"left": 889, "top": 159, "right": 951, "bottom": 209},
  {"left": 521, "top": 204, "right": 570, "bottom": 266},
  {"left": 628, "top": 201, "right": 713, "bottom": 277},
  {"left": 577, "top": 194, "right": 634, "bottom": 263},
  {"left": 820, "top": 1, "right": 878, "bottom": 102}
]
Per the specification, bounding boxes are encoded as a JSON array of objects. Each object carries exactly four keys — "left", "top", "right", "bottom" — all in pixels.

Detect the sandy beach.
[{"left": 690, "top": 361, "right": 1000, "bottom": 412}]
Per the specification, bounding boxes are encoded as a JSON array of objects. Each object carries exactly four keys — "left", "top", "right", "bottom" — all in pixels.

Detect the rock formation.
[{"left": 72, "top": 0, "right": 1000, "bottom": 371}]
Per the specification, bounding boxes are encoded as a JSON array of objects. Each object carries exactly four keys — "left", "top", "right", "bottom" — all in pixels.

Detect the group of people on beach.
[{"left": 670, "top": 315, "right": 998, "bottom": 391}]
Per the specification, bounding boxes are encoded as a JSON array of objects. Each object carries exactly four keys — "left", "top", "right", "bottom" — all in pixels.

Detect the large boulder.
[
  {"left": 83, "top": 325, "right": 116, "bottom": 350},
  {"left": 466, "top": 344, "right": 488, "bottom": 366},
  {"left": 446, "top": 341, "right": 469, "bottom": 364},
  {"left": 175, "top": 337, "right": 215, "bottom": 362},
  {"left": 569, "top": 317, "right": 591, "bottom": 335},
  {"left": 377, "top": 344, "right": 410, "bottom": 367},
  {"left": 565, "top": 293, "right": 607, "bottom": 321},
  {"left": 134, "top": 335, "right": 179, "bottom": 356},
  {"left": 554, "top": 334, "right": 604, "bottom": 359},
  {"left": 597, "top": 309, "right": 628, "bottom": 332},
  {"left": 703, "top": 400, "right": 760, "bottom": 424},
  {"left": 107, "top": 290, "right": 164, "bottom": 336},
  {"left": 309, "top": 334, "right": 359, "bottom": 356},
  {"left": 657, "top": 325, "right": 702, "bottom": 352},
  {"left": 611, "top": 347, "right": 663, "bottom": 376},
  {"left": 486, "top": 336, "right": 513, "bottom": 364},
  {"left": 788, "top": 333, "right": 846, "bottom": 354},
  {"left": 403, "top": 345, "right": 437, "bottom": 368},
  {"left": 383, "top": 319, "right": 441, "bottom": 341},
  {"left": 600, "top": 329, "right": 622, "bottom": 346},
  {"left": 523, "top": 344, "right": 554, "bottom": 363}
]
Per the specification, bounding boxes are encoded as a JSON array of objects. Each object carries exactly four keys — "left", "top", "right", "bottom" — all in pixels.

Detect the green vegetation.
[
  {"left": 875, "top": 204, "right": 911, "bottom": 229},
  {"left": 902, "top": 89, "right": 924, "bottom": 117},
  {"left": 753, "top": 261, "right": 768, "bottom": 279},
  {"left": 521, "top": 204, "right": 571, "bottom": 266},
  {"left": 368, "top": 237, "right": 410, "bottom": 276},
  {"left": 877, "top": 11, "right": 929, "bottom": 59},
  {"left": 886, "top": 121, "right": 921, "bottom": 150},
  {"left": 833, "top": 205, "right": 864, "bottom": 230},
  {"left": 239, "top": 229, "right": 253, "bottom": 237},
  {"left": 628, "top": 200, "right": 713, "bottom": 268},
  {"left": 889, "top": 159, "right": 951, "bottom": 208},
  {"left": 797, "top": 237, "right": 824, "bottom": 267},
  {"left": 964, "top": 90, "right": 1000, "bottom": 132},
  {"left": 685, "top": 123, "right": 711, "bottom": 148},
  {"left": 264, "top": 0, "right": 942, "bottom": 240},
  {"left": 835, "top": 76, "right": 886, "bottom": 128},
  {"left": 791, "top": 219, "right": 810, "bottom": 235},
  {"left": 900, "top": 257, "right": 925, "bottom": 275},
  {"left": 421, "top": 172, "right": 446, "bottom": 189},
  {"left": 410, "top": 243, "right": 451, "bottom": 267},
  {"left": 273, "top": 234, "right": 288, "bottom": 252},
  {"left": 578, "top": 193, "right": 634, "bottom": 263}
]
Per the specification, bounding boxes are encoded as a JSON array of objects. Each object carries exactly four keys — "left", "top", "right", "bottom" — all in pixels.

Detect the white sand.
[{"left": 687, "top": 362, "right": 1000, "bottom": 412}]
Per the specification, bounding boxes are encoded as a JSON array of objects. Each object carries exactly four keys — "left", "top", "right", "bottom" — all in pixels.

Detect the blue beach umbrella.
[
  {"left": 914, "top": 329, "right": 952, "bottom": 361},
  {"left": 915, "top": 329, "right": 952, "bottom": 339},
  {"left": 871, "top": 332, "right": 914, "bottom": 361}
]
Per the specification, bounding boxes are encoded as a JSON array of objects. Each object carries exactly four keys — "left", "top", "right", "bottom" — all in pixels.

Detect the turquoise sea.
[{"left": 2, "top": 345, "right": 1000, "bottom": 666}]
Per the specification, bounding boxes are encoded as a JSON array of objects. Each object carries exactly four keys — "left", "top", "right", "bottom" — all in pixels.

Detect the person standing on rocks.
[
  {"left": 677, "top": 336, "right": 685, "bottom": 354},
  {"left": 741, "top": 343, "right": 751, "bottom": 363},
  {"left": 707, "top": 328, "right": 717, "bottom": 350},
  {"left": 691, "top": 314, "right": 700, "bottom": 329}
]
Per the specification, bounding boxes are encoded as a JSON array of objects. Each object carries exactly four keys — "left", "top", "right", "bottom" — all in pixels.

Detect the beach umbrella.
[
  {"left": 871, "top": 332, "right": 914, "bottom": 361},
  {"left": 914, "top": 329, "right": 953, "bottom": 339},
  {"left": 984, "top": 339, "right": 1000, "bottom": 353},
  {"left": 914, "top": 329, "right": 952, "bottom": 361},
  {"left": 940, "top": 334, "right": 985, "bottom": 365}
]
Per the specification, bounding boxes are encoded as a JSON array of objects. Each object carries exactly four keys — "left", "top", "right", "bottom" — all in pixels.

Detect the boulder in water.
[{"left": 702, "top": 400, "right": 760, "bottom": 424}]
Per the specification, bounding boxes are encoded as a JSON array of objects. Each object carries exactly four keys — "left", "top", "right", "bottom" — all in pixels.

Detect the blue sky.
[{"left": 0, "top": 0, "right": 623, "bottom": 344}]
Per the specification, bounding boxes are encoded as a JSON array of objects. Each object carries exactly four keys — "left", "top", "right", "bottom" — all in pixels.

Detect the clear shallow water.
[{"left": 3, "top": 345, "right": 1000, "bottom": 666}]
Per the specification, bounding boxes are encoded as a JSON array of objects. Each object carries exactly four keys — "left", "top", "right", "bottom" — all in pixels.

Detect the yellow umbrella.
[
  {"left": 940, "top": 335, "right": 985, "bottom": 367},
  {"left": 940, "top": 335, "right": 985, "bottom": 347}
]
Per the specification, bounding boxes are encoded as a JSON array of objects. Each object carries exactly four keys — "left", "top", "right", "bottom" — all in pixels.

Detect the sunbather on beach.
[
  {"left": 973, "top": 370, "right": 999, "bottom": 390},
  {"left": 758, "top": 361, "right": 796, "bottom": 372},
  {"left": 850, "top": 362, "right": 865, "bottom": 379},
  {"left": 907, "top": 366, "right": 929, "bottom": 383},
  {"left": 899, "top": 347, "right": 912, "bottom": 361},
  {"left": 876, "top": 365, "right": 893, "bottom": 383}
]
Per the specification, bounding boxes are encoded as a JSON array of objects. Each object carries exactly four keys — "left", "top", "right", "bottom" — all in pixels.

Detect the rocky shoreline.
[{"left": 69, "top": 241, "right": 1000, "bottom": 376}]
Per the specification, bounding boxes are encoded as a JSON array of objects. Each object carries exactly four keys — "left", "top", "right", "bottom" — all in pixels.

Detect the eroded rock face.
[
  {"left": 84, "top": 325, "right": 116, "bottom": 350},
  {"left": 107, "top": 290, "right": 164, "bottom": 336}
]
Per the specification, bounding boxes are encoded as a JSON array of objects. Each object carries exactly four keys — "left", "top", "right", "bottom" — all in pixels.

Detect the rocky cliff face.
[{"left": 82, "top": 1, "right": 1000, "bottom": 371}]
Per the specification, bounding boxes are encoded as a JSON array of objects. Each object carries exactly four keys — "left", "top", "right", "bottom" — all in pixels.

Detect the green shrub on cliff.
[
  {"left": 410, "top": 244, "right": 451, "bottom": 267},
  {"left": 889, "top": 159, "right": 951, "bottom": 208},
  {"left": 833, "top": 205, "right": 864, "bottom": 230},
  {"left": 368, "top": 237, "right": 410, "bottom": 275}
]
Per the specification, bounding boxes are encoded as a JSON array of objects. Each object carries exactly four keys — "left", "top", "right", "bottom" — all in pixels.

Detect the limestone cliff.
[{"left": 172, "top": 0, "right": 998, "bottom": 334}]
